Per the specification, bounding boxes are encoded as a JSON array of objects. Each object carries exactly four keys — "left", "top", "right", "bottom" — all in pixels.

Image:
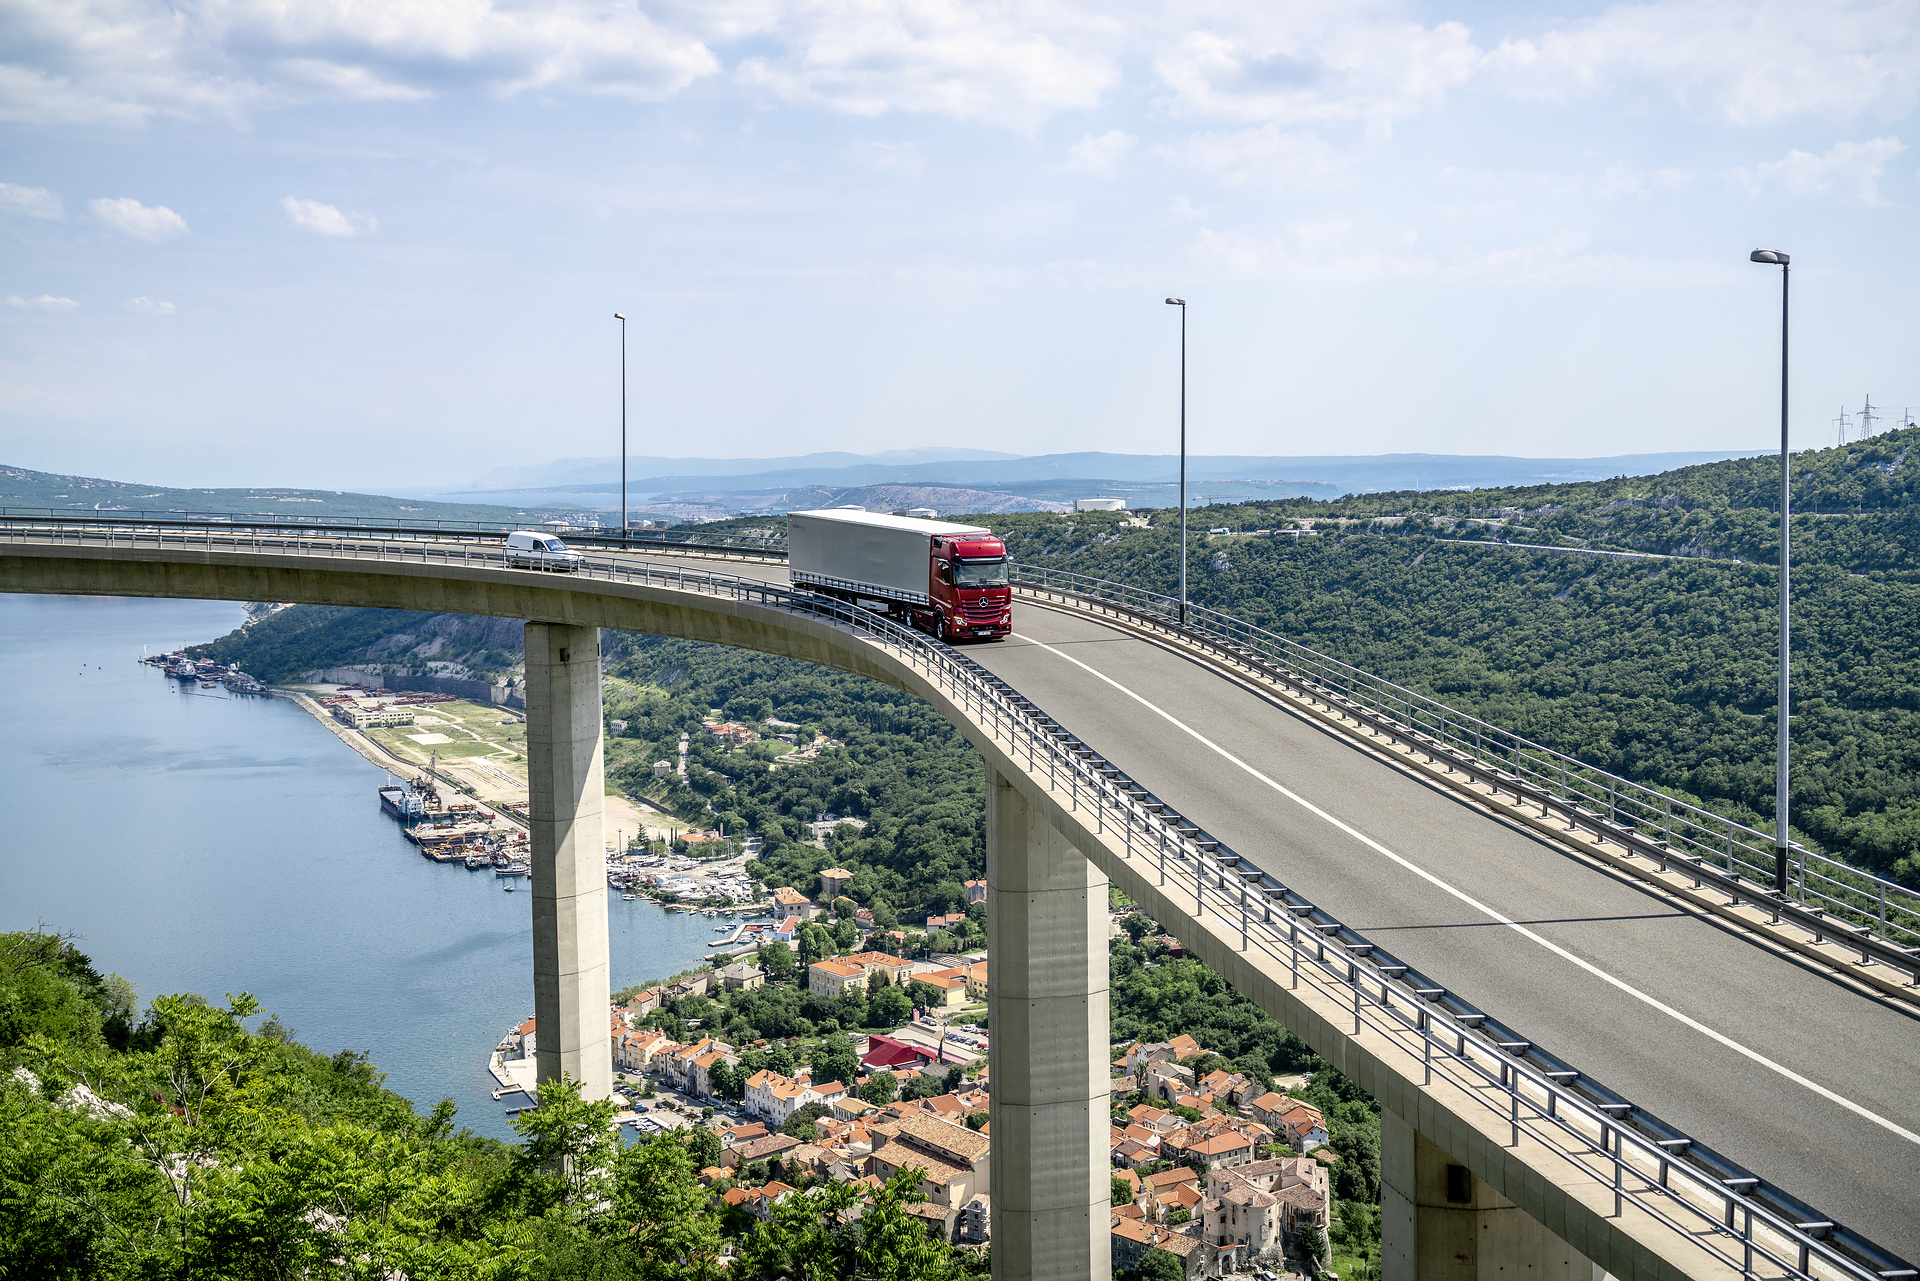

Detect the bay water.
[{"left": 0, "top": 594, "right": 716, "bottom": 1141}]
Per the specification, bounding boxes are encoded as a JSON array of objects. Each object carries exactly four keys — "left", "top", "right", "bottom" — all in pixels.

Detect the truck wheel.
[{"left": 935, "top": 617, "right": 948, "bottom": 643}]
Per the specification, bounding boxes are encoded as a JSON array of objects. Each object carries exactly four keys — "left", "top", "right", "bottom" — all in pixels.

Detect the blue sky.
[{"left": 2, "top": 0, "right": 1915, "bottom": 489}]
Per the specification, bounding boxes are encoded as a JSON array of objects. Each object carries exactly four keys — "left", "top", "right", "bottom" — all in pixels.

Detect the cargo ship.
[{"left": 379, "top": 783, "right": 428, "bottom": 822}]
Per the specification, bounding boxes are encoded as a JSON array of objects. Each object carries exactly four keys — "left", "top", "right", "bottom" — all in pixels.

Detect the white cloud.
[
  {"left": 1153, "top": 15, "right": 1481, "bottom": 129},
  {"left": 125, "top": 296, "right": 177, "bottom": 313},
  {"left": 89, "top": 197, "right": 189, "bottom": 240},
  {"left": 850, "top": 141, "right": 925, "bottom": 178},
  {"left": 1727, "top": 136, "right": 1907, "bottom": 203},
  {"left": 1189, "top": 220, "right": 1715, "bottom": 286},
  {"left": 1438, "top": 164, "right": 1693, "bottom": 203},
  {"left": 1065, "top": 129, "right": 1135, "bottom": 178},
  {"left": 1164, "top": 125, "right": 1353, "bottom": 189},
  {"left": 0, "top": 0, "right": 1910, "bottom": 147},
  {"left": 1483, "top": 0, "right": 1920, "bottom": 125},
  {"left": 282, "top": 196, "right": 377, "bottom": 237},
  {"left": 0, "top": 182, "right": 62, "bottom": 218},
  {"left": 717, "top": 3, "right": 1121, "bottom": 128},
  {"left": 0, "top": 0, "right": 724, "bottom": 127},
  {"left": 5, "top": 294, "right": 79, "bottom": 310}
]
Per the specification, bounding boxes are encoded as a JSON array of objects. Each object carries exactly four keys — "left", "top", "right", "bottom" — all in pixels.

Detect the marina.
[{"left": 1, "top": 595, "right": 727, "bottom": 1144}]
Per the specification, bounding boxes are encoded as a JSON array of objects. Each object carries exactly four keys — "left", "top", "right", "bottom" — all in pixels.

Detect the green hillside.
[
  {"left": 979, "top": 428, "right": 1920, "bottom": 886},
  {"left": 188, "top": 429, "right": 1920, "bottom": 889},
  {"left": 0, "top": 463, "right": 553, "bottom": 526}
]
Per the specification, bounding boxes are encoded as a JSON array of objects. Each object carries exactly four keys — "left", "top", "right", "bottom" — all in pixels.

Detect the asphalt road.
[
  {"left": 351, "top": 543, "right": 1920, "bottom": 1258},
  {"left": 599, "top": 553, "right": 1920, "bottom": 1259},
  {"left": 966, "top": 603, "right": 1920, "bottom": 1264}
]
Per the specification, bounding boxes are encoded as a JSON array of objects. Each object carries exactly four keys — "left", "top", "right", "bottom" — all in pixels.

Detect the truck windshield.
[
  {"left": 542, "top": 539, "right": 567, "bottom": 551},
  {"left": 952, "top": 558, "right": 1007, "bottom": 586}
]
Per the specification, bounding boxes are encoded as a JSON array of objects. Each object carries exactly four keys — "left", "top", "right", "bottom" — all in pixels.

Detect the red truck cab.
[{"left": 917, "top": 535, "right": 1012, "bottom": 641}]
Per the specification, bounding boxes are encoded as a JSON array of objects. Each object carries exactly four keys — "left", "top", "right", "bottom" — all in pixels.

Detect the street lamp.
[
  {"left": 1749, "top": 248, "right": 1790, "bottom": 894},
  {"left": 1166, "top": 297, "right": 1187, "bottom": 625},
  {"left": 614, "top": 313, "right": 628, "bottom": 546}
]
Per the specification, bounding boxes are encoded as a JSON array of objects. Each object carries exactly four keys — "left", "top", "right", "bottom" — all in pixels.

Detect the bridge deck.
[
  {"left": 601, "top": 547, "right": 1920, "bottom": 1261},
  {"left": 6, "top": 529, "right": 1914, "bottom": 1266}
]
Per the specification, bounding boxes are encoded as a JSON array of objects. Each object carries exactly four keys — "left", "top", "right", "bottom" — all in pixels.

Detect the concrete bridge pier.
[
  {"left": 985, "top": 768, "right": 1112, "bottom": 1281},
  {"left": 1382, "top": 1110, "right": 1599, "bottom": 1281},
  {"left": 525, "top": 621, "right": 614, "bottom": 1103}
]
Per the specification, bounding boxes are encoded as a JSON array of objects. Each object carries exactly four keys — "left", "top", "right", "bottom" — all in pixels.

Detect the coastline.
[
  {"left": 271, "top": 685, "right": 686, "bottom": 848},
  {"left": 271, "top": 687, "right": 538, "bottom": 834}
]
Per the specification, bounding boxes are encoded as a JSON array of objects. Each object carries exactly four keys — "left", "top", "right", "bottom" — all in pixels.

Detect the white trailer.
[{"left": 788, "top": 507, "right": 989, "bottom": 606}]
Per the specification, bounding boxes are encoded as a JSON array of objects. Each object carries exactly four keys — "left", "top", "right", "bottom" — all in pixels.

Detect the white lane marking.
[{"left": 1025, "top": 637, "right": 1920, "bottom": 1147}]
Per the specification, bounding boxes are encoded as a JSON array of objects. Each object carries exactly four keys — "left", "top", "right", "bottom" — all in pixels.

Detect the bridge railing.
[
  {"left": 0, "top": 506, "right": 786, "bottom": 558},
  {"left": 1010, "top": 563, "right": 1920, "bottom": 962},
  {"left": 4, "top": 517, "right": 1905, "bottom": 1281}
]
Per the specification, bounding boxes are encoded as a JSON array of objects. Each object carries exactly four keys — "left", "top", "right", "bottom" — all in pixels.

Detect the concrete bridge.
[{"left": 3, "top": 518, "right": 1916, "bottom": 1281}]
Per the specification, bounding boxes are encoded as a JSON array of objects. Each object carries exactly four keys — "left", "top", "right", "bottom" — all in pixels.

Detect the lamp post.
[
  {"left": 614, "top": 313, "right": 628, "bottom": 546},
  {"left": 1166, "top": 297, "right": 1187, "bottom": 624},
  {"left": 1749, "top": 248, "right": 1790, "bottom": 894}
]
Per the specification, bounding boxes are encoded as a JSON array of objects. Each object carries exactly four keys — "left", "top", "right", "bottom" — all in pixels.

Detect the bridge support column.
[
  {"left": 525, "top": 622, "right": 612, "bottom": 1103},
  {"left": 1382, "top": 1109, "right": 1596, "bottom": 1281},
  {"left": 986, "top": 768, "right": 1111, "bottom": 1281}
]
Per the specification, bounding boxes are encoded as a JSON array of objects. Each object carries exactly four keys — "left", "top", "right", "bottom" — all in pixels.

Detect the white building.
[{"left": 331, "top": 704, "right": 416, "bottom": 729}]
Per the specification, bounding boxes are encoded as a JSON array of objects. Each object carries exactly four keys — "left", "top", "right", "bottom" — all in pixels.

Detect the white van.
[{"left": 503, "top": 530, "right": 585, "bottom": 572}]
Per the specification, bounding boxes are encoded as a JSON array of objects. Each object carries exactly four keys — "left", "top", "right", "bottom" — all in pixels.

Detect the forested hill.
[
  {"left": 976, "top": 427, "right": 1920, "bottom": 889},
  {"left": 192, "top": 427, "right": 1920, "bottom": 892},
  {"left": 0, "top": 463, "right": 544, "bottom": 525}
]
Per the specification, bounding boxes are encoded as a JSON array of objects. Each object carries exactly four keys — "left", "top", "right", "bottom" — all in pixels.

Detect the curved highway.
[
  {"left": 3, "top": 527, "right": 1915, "bottom": 1267},
  {"left": 590, "top": 546, "right": 1920, "bottom": 1262}
]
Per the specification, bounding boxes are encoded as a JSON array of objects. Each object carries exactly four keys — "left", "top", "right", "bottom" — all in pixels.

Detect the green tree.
[
  {"left": 708, "top": 1059, "right": 744, "bottom": 1100},
  {"left": 509, "top": 1075, "right": 619, "bottom": 1215},
  {"left": 1120, "top": 912, "right": 1154, "bottom": 944},
  {"left": 855, "top": 1167, "right": 965, "bottom": 1281},
  {"left": 797, "top": 924, "right": 834, "bottom": 968},
  {"left": 779, "top": 1102, "right": 833, "bottom": 1140},
  {"left": 1111, "top": 1176, "right": 1135, "bottom": 1205},
  {"left": 680, "top": 1125, "right": 722, "bottom": 1170},
  {"left": 809, "top": 1031, "right": 858, "bottom": 1088},
  {"left": 1295, "top": 1221, "right": 1329, "bottom": 1267},
  {"left": 760, "top": 942, "right": 797, "bottom": 985},
  {"left": 860, "top": 1071, "right": 898, "bottom": 1105},
  {"left": 1136, "top": 1246, "right": 1186, "bottom": 1281},
  {"left": 868, "top": 985, "right": 911, "bottom": 1027},
  {"left": 613, "top": 1133, "right": 726, "bottom": 1280}
]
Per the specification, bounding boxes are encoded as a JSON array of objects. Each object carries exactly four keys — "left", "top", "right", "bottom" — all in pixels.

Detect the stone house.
[
  {"left": 713, "top": 961, "right": 765, "bottom": 992},
  {"left": 808, "top": 957, "right": 868, "bottom": 998},
  {"left": 868, "top": 1112, "right": 991, "bottom": 1209},
  {"left": 771, "top": 886, "right": 817, "bottom": 919},
  {"left": 1110, "top": 1218, "right": 1216, "bottom": 1280}
]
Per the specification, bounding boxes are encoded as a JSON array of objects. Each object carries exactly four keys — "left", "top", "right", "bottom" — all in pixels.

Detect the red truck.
[{"left": 788, "top": 507, "right": 1012, "bottom": 641}]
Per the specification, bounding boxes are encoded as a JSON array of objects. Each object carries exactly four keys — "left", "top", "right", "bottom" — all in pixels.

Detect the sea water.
[{"left": 0, "top": 594, "right": 716, "bottom": 1141}]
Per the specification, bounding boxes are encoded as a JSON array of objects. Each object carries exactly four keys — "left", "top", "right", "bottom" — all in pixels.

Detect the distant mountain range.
[
  {"left": 461, "top": 448, "right": 1023, "bottom": 491},
  {"left": 410, "top": 448, "right": 1770, "bottom": 512},
  {"left": 2, "top": 443, "right": 1777, "bottom": 527}
]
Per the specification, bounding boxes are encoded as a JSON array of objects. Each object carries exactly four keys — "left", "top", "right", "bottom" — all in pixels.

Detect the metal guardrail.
[
  {"left": 0, "top": 507, "right": 787, "bottom": 559},
  {"left": 8, "top": 510, "right": 1916, "bottom": 958},
  {"left": 1010, "top": 564, "right": 1920, "bottom": 968},
  {"left": 1, "top": 517, "right": 1910, "bottom": 1281}
]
